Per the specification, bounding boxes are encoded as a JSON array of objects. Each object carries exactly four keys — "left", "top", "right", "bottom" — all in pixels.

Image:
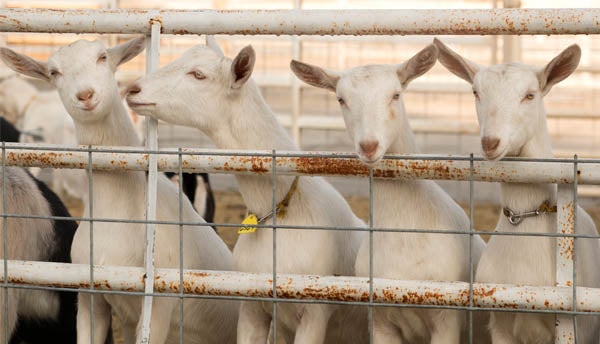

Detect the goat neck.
[
  {"left": 499, "top": 108, "right": 556, "bottom": 231},
  {"left": 212, "top": 81, "right": 299, "bottom": 217}
]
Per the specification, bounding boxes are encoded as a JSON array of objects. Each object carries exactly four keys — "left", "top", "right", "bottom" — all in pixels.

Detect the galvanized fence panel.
[
  {"left": 2, "top": 145, "right": 599, "bottom": 343},
  {"left": 0, "top": 8, "right": 598, "bottom": 344}
]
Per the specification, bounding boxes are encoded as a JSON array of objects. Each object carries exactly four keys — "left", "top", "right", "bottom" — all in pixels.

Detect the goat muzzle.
[{"left": 481, "top": 136, "right": 500, "bottom": 155}]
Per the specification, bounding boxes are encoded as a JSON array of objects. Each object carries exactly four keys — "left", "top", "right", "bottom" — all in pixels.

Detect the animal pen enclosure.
[{"left": 1, "top": 3, "right": 600, "bottom": 344}]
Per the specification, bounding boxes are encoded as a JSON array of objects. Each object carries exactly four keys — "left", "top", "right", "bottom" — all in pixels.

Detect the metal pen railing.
[
  {"left": 0, "top": 8, "right": 598, "bottom": 344},
  {"left": 0, "top": 143, "right": 597, "bottom": 343}
]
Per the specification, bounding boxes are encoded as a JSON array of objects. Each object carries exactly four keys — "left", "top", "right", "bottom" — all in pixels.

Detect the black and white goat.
[{"left": 0, "top": 117, "right": 113, "bottom": 344}]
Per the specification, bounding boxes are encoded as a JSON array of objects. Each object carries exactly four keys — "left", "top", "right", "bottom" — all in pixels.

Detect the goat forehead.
[
  {"left": 339, "top": 65, "right": 398, "bottom": 93},
  {"left": 183, "top": 46, "right": 224, "bottom": 66},
  {"left": 164, "top": 45, "right": 224, "bottom": 74},
  {"left": 476, "top": 64, "right": 538, "bottom": 95},
  {"left": 50, "top": 40, "right": 105, "bottom": 67}
]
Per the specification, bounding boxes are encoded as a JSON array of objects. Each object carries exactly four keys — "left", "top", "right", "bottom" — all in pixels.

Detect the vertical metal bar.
[
  {"left": 271, "top": 149, "right": 278, "bottom": 343},
  {"left": 139, "top": 20, "right": 161, "bottom": 344},
  {"left": 502, "top": 0, "right": 522, "bottom": 63},
  {"left": 290, "top": 0, "right": 302, "bottom": 146},
  {"left": 87, "top": 145, "right": 95, "bottom": 344},
  {"left": 468, "top": 153, "right": 474, "bottom": 344},
  {"left": 1, "top": 142, "right": 7, "bottom": 344},
  {"left": 336, "top": 0, "right": 347, "bottom": 70},
  {"left": 556, "top": 166, "right": 576, "bottom": 343},
  {"left": 178, "top": 149, "right": 184, "bottom": 344},
  {"left": 106, "top": 0, "right": 118, "bottom": 47},
  {"left": 368, "top": 167, "right": 374, "bottom": 344},
  {"left": 572, "top": 156, "right": 579, "bottom": 343},
  {"left": 491, "top": 0, "right": 498, "bottom": 65}
]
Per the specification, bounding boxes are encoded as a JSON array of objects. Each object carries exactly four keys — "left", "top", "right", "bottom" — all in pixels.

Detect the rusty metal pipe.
[
  {"left": 0, "top": 144, "right": 595, "bottom": 184},
  {"left": 2, "top": 259, "right": 599, "bottom": 313},
  {"left": 0, "top": 8, "right": 598, "bottom": 35}
]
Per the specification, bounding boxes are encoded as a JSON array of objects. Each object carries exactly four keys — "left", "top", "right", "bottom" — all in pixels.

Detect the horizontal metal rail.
[
  {"left": 0, "top": 8, "right": 599, "bottom": 35},
  {"left": 1, "top": 144, "right": 596, "bottom": 184},
  {"left": 3, "top": 259, "right": 599, "bottom": 313}
]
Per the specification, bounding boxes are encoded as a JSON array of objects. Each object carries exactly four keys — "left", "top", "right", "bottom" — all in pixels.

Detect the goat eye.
[
  {"left": 392, "top": 93, "right": 400, "bottom": 101},
  {"left": 97, "top": 53, "right": 107, "bottom": 63},
  {"left": 337, "top": 97, "right": 345, "bottom": 105},
  {"left": 524, "top": 93, "right": 535, "bottom": 101},
  {"left": 472, "top": 90, "right": 479, "bottom": 99},
  {"left": 191, "top": 71, "right": 206, "bottom": 80},
  {"left": 48, "top": 69, "right": 60, "bottom": 77}
]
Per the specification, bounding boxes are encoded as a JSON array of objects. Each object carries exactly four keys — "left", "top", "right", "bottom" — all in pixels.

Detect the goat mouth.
[
  {"left": 483, "top": 147, "right": 508, "bottom": 161},
  {"left": 127, "top": 101, "right": 156, "bottom": 108},
  {"left": 81, "top": 102, "right": 99, "bottom": 111},
  {"left": 358, "top": 154, "right": 381, "bottom": 166}
]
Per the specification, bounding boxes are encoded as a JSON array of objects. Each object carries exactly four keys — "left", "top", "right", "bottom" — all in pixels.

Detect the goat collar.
[
  {"left": 238, "top": 176, "right": 300, "bottom": 234},
  {"left": 502, "top": 200, "right": 557, "bottom": 226},
  {"left": 258, "top": 176, "right": 300, "bottom": 223},
  {"left": 274, "top": 176, "right": 300, "bottom": 219}
]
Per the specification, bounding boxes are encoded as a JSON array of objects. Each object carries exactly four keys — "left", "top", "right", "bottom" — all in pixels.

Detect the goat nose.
[
  {"left": 359, "top": 140, "right": 379, "bottom": 156},
  {"left": 481, "top": 136, "right": 500, "bottom": 153},
  {"left": 76, "top": 89, "right": 95, "bottom": 102},
  {"left": 125, "top": 83, "right": 141, "bottom": 96}
]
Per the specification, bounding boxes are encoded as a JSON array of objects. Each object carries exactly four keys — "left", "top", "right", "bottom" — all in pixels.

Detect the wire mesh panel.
[
  {"left": 0, "top": 6, "right": 598, "bottom": 344},
  {"left": 1, "top": 145, "right": 599, "bottom": 344}
]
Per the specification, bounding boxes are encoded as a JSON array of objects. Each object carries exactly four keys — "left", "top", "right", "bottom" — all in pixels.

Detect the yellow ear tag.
[{"left": 238, "top": 214, "right": 258, "bottom": 234}]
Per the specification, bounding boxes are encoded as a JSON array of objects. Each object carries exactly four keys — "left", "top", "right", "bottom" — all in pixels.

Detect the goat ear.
[
  {"left": 433, "top": 38, "right": 479, "bottom": 84},
  {"left": 230, "top": 45, "right": 255, "bottom": 89},
  {"left": 397, "top": 43, "right": 438, "bottom": 88},
  {"left": 0, "top": 48, "right": 49, "bottom": 82},
  {"left": 538, "top": 44, "right": 580, "bottom": 96},
  {"left": 108, "top": 36, "right": 146, "bottom": 68},
  {"left": 290, "top": 60, "right": 339, "bottom": 92},
  {"left": 205, "top": 35, "right": 224, "bottom": 57}
]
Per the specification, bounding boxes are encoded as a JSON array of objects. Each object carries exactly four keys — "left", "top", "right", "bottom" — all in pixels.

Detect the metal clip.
[
  {"left": 258, "top": 210, "right": 276, "bottom": 224},
  {"left": 503, "top": 207, "right": 542, "bottom": 226}
]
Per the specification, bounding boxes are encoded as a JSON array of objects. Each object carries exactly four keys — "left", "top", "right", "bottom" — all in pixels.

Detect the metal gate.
[{"left": 1, "top": 8, "right": 600, "bottom": 344}]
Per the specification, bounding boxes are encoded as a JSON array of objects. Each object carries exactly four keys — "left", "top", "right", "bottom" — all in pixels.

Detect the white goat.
[
  {"left": 125, "top": 38, "right": 368, "bottom": 344},
  {"left": 435, "top": 38, "right": 600, "bottom": 343},
  {"left": 0, "top": 38, "right": 238, "bottom": 344},
  {"left": 291, "top": 45, "right": 489, "bottom": 344}
]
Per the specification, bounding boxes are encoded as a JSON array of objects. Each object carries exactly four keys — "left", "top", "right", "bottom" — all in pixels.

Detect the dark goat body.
[
  {"left": 198, "top": 173, "right": 215, "bottom": 224},
  {"left": 9, "top": 174, "right": 78, "bottom": 344},
  {"left": 0, "top": 116, "right": 20, "bottom": 142}
]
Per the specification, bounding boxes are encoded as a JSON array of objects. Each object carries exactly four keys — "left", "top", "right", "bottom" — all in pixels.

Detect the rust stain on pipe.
[{"left": 559, "top": 201, "right": 575, "bottom": 261}]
